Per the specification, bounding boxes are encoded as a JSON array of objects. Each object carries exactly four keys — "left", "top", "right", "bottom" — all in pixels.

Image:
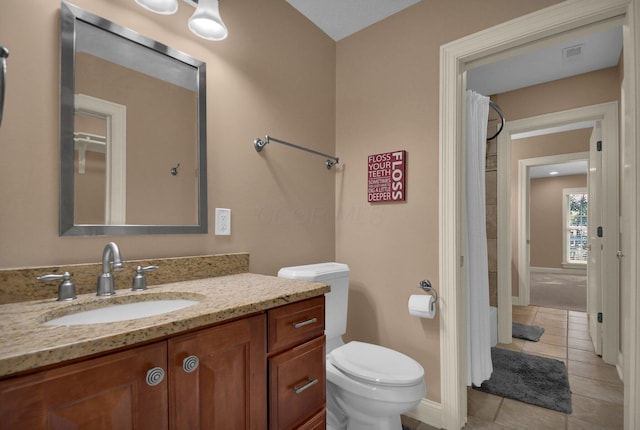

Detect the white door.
[{"left": 587, "top": 123, "right": 602, "bottom": 355}]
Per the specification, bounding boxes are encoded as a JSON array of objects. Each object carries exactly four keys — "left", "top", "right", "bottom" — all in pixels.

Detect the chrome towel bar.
[{"left": 253, "top": 135, "right": 339, "bottom": 170}]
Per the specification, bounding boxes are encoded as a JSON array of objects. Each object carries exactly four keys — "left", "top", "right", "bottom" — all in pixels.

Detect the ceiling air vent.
[{"left": 562, "top": 44, "right": 584, "bottom": 64}]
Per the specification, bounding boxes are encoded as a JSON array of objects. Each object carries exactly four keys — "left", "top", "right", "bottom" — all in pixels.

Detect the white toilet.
[{"left": 278, "top": 262, "right": 426, "bottom": 430}]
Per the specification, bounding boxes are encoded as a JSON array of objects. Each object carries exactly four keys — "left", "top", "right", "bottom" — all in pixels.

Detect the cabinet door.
[
  {"left": 0, "top": 342, "right": 168, "bottom": 430},
  {"left": 269, "top": 336, "right": 325, "bottom": 430},
  {"left": 169, "top": 314, "right": 267, "bottom": 430}
]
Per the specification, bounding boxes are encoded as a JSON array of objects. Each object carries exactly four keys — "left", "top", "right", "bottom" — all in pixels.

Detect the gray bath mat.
[
  {"left": 512, "top": 322, "right": 545, "bottom": 342},
  {"left": 474, "top": 347, "right": 572, "bottom": 414}
]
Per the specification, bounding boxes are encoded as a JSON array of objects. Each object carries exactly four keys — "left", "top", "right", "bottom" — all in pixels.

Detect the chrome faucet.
[
  {"left": 37, "top": 272, "right": 77, "bottom": 301},
  {"left": 96, "top": 242, "right": 124, "bottom": 296}
]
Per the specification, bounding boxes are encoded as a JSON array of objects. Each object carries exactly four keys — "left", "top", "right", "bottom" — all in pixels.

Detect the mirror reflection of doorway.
[
  {"left": 74, "top": 94, "right": 127, "bottom": 225},
  {"left": 74, "top": 111, "right": 108, "bottom": 224}
]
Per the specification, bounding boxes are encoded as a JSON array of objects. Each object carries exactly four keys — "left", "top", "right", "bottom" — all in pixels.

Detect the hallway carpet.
[{"left": 530, "top": 272, "right": 586, "bottom": 312}]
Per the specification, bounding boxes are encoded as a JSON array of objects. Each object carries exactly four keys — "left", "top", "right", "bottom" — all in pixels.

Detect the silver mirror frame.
[
  {"left": 0, "top": 46, "right": 8, "bottom": 128},
  {"left": 60, "top": 2, "right": 208, "bottom": 236}
]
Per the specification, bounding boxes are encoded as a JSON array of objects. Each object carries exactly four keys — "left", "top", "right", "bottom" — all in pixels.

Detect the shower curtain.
[{"left": 466, "top": 90, "right": 493, "bottom": 386}]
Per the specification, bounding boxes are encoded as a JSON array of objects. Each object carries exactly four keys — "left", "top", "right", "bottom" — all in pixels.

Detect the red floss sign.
[{"left": 367, "top": 150, "right": 406, "bottom": 203}]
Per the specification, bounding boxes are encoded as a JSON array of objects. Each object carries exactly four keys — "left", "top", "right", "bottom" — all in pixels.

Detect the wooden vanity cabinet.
[
  {"left": 267, "top": 296, "right": 326, "bottom": 430},
  {"left": 0, "top": 315, "right": 266, "bottom": 430},
  {"left": 169, "top": 314, "right": 267, "bottom": 429},
  {"left": 0, "top": 296, "right": 325, "bottom": 430},
  {"left": 0, "top": 341, "right": 168, "bottom": 430}
]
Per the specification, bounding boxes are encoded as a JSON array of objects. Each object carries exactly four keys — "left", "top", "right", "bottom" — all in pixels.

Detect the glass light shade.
[
  {"left": 135, "top": 0, "right": 178, "bottom": 15},
  {"left": 188, "top": 0, "right": 228, "bottom": 41}
]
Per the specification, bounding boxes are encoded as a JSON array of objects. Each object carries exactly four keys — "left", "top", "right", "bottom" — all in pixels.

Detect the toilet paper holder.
[{"left": 418, "top": 279, "right": 438, "bottom": 312}]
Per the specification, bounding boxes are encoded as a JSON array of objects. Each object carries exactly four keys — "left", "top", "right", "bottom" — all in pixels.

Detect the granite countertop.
[{"left": 0, "top": 273, "right": 329, "bottom": 379}]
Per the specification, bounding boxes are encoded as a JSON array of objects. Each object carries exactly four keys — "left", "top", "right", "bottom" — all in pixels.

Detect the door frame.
[{"left": 438, "top": 1, "right": 636, "bottom": 428}]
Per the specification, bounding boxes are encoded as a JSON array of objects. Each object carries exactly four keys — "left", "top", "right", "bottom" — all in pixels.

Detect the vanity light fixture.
[
  {"left": 187, "top": 0, "right": 228, "bottom": 41},
  {"left": 134, "top": 0, "right": 228, "bottom": 41},
  {"left": 135, "top": 0, "right": 179, "bottom": 15}
]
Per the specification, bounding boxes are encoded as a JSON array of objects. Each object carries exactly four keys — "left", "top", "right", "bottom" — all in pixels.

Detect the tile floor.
[{"left": 401, "top": 305, "right": 624, "bottom": 430}]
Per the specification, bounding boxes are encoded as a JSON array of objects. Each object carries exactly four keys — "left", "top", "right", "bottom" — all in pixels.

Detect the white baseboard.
[
  {"left": 512, "top": 295, "right": 524, "bottom": 306},
  {"left": 530, "top": 266, "right": 586, "bottom": 275},
  {"left": 405, "top": 398, "right": 442, "bottom": 429}
]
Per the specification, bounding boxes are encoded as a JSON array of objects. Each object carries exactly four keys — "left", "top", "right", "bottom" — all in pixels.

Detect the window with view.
[{"left": 563, "top": 188, "right": 588, "bottom": 265}]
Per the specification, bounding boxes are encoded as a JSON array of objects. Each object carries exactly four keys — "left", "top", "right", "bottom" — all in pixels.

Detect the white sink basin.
[{"left": 44, "top": 299, "right": 199, "bottom": 326}]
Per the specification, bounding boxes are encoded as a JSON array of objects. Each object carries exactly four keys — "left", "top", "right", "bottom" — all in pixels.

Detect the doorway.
[
  {"left": 498, "top": 102, "right": 619, "bottom": 363},
  {"left": 520, "top": 151, "right": 590, "bottom": 313},
  {"left": 438, "top": 1, "right": 636, "bottom": 429}
]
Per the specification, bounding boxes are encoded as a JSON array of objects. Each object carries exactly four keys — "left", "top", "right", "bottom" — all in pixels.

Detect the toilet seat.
[{"left": 328, "top": 341, "right": 424, "bottom": 387}]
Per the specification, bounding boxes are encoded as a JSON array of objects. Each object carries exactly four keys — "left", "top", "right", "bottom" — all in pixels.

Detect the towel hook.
[{"left": 170, "top": 163, "right": 180, "bottom": 176}]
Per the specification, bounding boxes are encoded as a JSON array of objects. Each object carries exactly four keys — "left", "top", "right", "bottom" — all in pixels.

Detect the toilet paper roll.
[{"left": 408, "top": 294, "right": 436, "bottom": 319}]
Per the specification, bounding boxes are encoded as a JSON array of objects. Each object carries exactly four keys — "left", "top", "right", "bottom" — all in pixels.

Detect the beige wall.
[
  {"left": 335, "top": 0, "right": 562, "bottom": 403},
  {"left": 530, "top": 174, "right": 587, "bottom": 269},
  {"left": 494, "top": 67, "right": 622, "bottom": 122},
  {"left": 0, "top": 0, "right": 336, "bottom": 275}
]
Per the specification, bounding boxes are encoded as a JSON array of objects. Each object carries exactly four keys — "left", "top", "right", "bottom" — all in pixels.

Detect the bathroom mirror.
[{"left": 60, "top": 2, "right": 207, "bottom": 236}]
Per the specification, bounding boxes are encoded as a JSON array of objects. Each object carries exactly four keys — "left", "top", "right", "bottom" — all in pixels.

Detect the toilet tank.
[{"left": 278, "top": 263, "right": 350, "bottom": 342}]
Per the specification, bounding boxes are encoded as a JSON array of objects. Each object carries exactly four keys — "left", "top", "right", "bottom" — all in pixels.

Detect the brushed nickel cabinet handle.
[
  {"left": 183, "top": 355, "right": 199, "bottom": 373},
  {"left": 146, "top": 367, "right": 165, "bottom": 386},
  {"left": 293, "top": 317, "right": 317, "bottom": 329},
  {"left": 293, "top": 378, "right": 318, "bottom": 394}
]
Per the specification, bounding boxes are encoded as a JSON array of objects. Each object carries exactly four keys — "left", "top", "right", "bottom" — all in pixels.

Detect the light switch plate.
[{"left": 215, "top": 208, "right": 231, "bottom": 235}]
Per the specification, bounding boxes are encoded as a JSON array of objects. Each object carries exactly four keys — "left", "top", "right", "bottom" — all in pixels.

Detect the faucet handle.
[
  {"left": 37, "top": 272, "right": 77, "bottom": 301},
  {"left": 132, "top": 266, "right": 158, "bottom": 291}
]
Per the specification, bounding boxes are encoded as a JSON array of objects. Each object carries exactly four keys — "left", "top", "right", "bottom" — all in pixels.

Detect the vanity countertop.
[{"left": 0, "top": 273, "right": 329, "bottom": 378}]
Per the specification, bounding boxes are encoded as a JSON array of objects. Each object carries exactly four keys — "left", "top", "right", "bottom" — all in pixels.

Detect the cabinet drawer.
[
  {"left": 296, "top": 409, "right": 326, "bottom": 430},
  {"left": 268, "top": 296, "right": 324, "bottom": 354},
  {"left": 269, "top": 336, "right": 325, "bottom": 430}
]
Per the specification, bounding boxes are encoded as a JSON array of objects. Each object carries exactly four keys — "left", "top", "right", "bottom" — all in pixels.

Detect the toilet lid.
[{"left": 329, "top": 341, "right": 424, "bottom": 386}]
